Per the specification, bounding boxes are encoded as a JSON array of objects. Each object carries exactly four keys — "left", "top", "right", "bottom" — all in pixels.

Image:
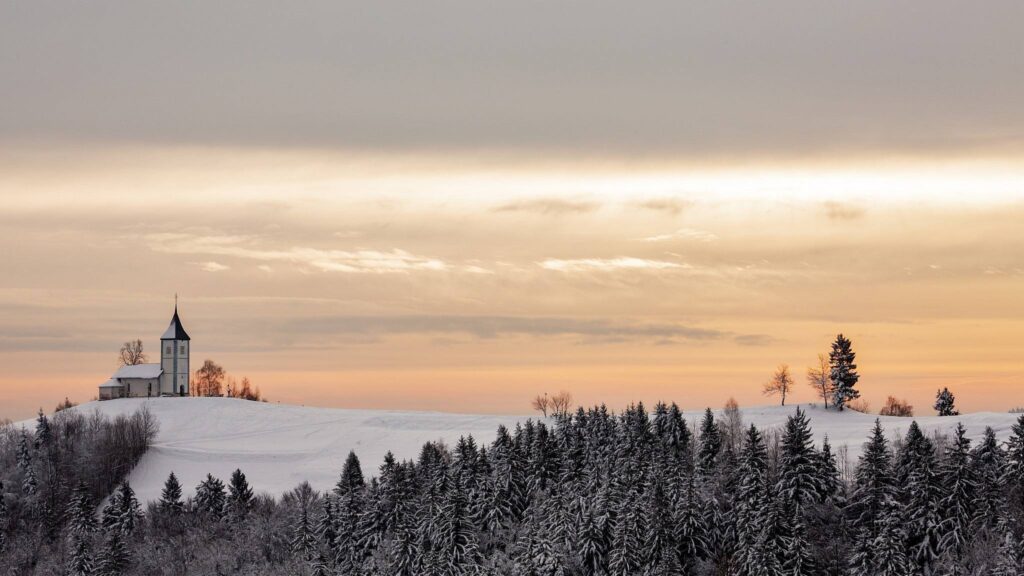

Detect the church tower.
[{"left": 159, "top": 299, "right": 191, "bottom": 396}]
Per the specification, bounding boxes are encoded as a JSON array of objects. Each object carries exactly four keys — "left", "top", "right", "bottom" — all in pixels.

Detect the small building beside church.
[{"left": 99, "top": 304, "right": 191, "bottom": 399}]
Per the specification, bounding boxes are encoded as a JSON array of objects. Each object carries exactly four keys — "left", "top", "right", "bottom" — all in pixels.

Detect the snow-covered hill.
[{"left": 24, "top": 398, "right": 1023, "bottom": 504}]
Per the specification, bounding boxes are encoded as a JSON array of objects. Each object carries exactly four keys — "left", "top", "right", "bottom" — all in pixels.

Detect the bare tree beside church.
[
  {"left": 119, "top": 339, "right": 147, "bottom": 366},
  {"left": 193, "top": 359, "right": 226, "bottom": 397}
]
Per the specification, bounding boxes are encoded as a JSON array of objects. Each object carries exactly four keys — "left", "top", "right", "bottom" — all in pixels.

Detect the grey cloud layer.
[{"left": 2, "top": 1, "right": 1022, "bottom": 156}]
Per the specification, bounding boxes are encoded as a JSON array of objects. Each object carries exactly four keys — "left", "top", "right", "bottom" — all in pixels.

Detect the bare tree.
[
  {"left": 531, "top": 393, "right": 550, "bottom": 418},
  {"left": 550, "top": 391, "right": 574, "bottom": 418},
  {"left": 119, "top": 339, "right": 148, "bottom": 366},
  {"left": 193, "top": 360, "right": 226, "bottom": 397},
  {"left": 722, "top": 397, "right": 744, "bottom": 452},
  {"left": 879, "top": 396, "right": 914, "bottom": 417},
  {"left": 806, "top": 353, "right": 832, "bottom": 408},
  {"left": 763, "top": 364, "right": 794, "bottom": 406}
]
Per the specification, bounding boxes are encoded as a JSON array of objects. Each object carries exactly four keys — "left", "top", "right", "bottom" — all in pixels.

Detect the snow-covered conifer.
[
  {"left": 195, "top": 473, "right": 227, "bottom": 520},
  {"left": 697, "top": 408, "right": 721, "bottom": 477},
  {"left": 67, "top": 481, "right": 97, "bottom": 536},
  {"left": 335, "top": 450, "right": 365, "bottom": 497},
  {"left": 828, "top": 334, "right": 860, "bottom": 411},
  {"left": 114, "top": 480, "right": 143, "bottom": 537},
  {"left": 67, "top": 534, "right": 93, "bottom": 576},
  {"left": 159, "top": 472, "right": 184, "bottom": 514},
  {"left": 97, "top": 529, "right": 130, "bottom": 575},
  {"left": 933, "top": 387, "right": 959, "bottom": 416},
  {"left": 290, "top": 499, "right": 318, "bottom": 560},
  {"left": 227, "top": 468, "right": 254, "bottom": 519},
  {"left": 34, "top": 409, "right": 52, "bottom": 449},
  {"left": 777, "top": 407, "right": 821, "bottom": 510},
  {"left": 970, "top": 426, "right": 1004, "bottom": 528},
  {"left": 850, "top": 419, "right": 894, "bottom": 538},
  {"left": 936, "top": 423, "right": 976, "bottom": 566}
]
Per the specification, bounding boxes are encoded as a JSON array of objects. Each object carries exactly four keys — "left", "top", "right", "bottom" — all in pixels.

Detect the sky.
[{"left": 1, "top": 1, "right": 1023, "bottom": 420}]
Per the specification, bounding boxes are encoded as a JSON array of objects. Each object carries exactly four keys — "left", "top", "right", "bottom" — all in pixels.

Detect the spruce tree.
[
  {"left": 315, "top": 496, "right": 336, "bottom": 548},
  {"left": 195, "top": 473, "right": 227, "bottom": 520},
  {"left": 67, "top": 534, "right": 93, "bottom": 576},
  {"left": 16, "top": 432, "right": 37, "bottom": 497},
  {"left": 335, "top": 451, "right": 365, "bottom": 497},
  {"left": 159, "top": 472, "right": 184, "bottom": 514},
  {"left": 936, "top": 423, "right": 976, "bottom": 568},
  {"left": 97, "top": 529, "right": 130, "bottom": 576},
  {"left": 34, "top": 409, "right": 52, "bottom": 449},
  {"left": 697, "top": 408, "right": 721, "bottom": 477},
  {"left": 291, "top": 500, "right": 317, "bottom": 560},
  {"left": 970, "top": 427, "right": 1004, "bottom": 529},
  {"left": 817, "top": 436, "right": 841, "bottom": 501},
  {"left": 777, "top": 407, "right": 821, "bottom": 510},
  {"left": 991, "top": 521, "right": 1022, "bottom": 576},
  {"left": 896, "top": 422, "right": 940, "bottom": 572},
  {"left": 1003, "top": 414, "right": 1024, "bottom": 509},
  {"left": 850, "top": 419, "right": 894, "bottom": 539},
  {"left": 828, "top": 333, "right": 860, "bottom": 410},
  {"left": 67, "top": 481, "right": 97, "bottom": 536},
  {"left": 227, "top": 468, "right": 254, "bottom": 519},
  {"left": 115, "top": 480, "right": 143, "bottom": 537},
  {"left": 0, "top": 481, "right": 7, "bottom": 551},
  {"left": 933, "top": 387, "right": 959, "bottom": 416},
  {"left": 872, "top": 502, "right": 911, "bottom": 576}
]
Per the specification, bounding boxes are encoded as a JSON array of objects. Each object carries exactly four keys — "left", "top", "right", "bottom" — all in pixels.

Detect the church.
[{"left": 98, "top": 304, "right": 191, "bottom": 399}]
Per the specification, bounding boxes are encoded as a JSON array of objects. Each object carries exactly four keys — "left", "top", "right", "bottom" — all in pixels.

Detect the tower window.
[
  {"left": 180, "top": 345, "right": 186, "bottom": 354},
  {"left": 165, "top": 345, "right": 171, "bottom": 355}
]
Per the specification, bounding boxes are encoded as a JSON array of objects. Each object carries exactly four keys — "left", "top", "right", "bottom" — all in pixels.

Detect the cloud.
[
  {"left": 733, "top": 334, "right": 775, "bottom": 347},
  {"left": 640, "top": 228, "right": 719, "bottom": 243},
  {"left": 823, "top": 201, "right": 865, "bottom": 221},
  {"left": 146, "top": 233, "right": 448, "bottom": 273},
  {"left": 634, "top": 198, "right": 693, "bottom": 215},
  {"left": 493, "top": 198, "right": 598, "bottom": 215},
  {"left": 197, "top": 261, "right": 229, "bottom": 272},
  {"left": 538, "top": 257, "right": 688, "bottom": 272},
  {"left": 286, "top": 314, "right": 728, "bottom": 341}
]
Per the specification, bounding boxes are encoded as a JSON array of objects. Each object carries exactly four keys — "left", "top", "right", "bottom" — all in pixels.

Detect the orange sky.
[
  {"left": 1, "top": 149, "right": 1022, "bottom": 421},
  {"left": 2, "top": 1, "right": 1023, "bottom": 420}
]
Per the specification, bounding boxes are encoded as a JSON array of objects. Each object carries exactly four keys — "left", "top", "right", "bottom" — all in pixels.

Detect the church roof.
[
  {"left": 113, "top": 363, "right": 164, "bottom": 380},
  {"left": 99, "top": 378, "right": 124, "bottom": 388},
  {"left": 161, "top": 306, "right": 191, "bottom": 341}
]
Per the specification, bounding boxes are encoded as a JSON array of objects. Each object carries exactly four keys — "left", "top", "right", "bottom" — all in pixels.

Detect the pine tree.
[
  {"left": 195, "top": 473, "right": 227, "bottom": 520},
  {"left": 227, "top": 468, "right": 254, "bottom": 520},
  {"left": 970, "top": 426, "right": 1004, "bottom": 530},
  {"left": 872, "top": 502, "right": 911, "bottom": 576},
  {"left": 933, "top": 387, "right": 959, "bottom": 416},
  {"left": 97, "top": 529, "right": 130, "bottom": 576},
  {"left": 335, "top": 451, "right": 365, "bottom": 497},
  {"left": 100, "top": 491, "right": 122, "bottom": 531},
  {"left": 315, "top": 496, "right": 336, "bottom": 548},
  {"left": 1003, "top": 414, "right": 1024, "bottom": 509},
  {"left": 697, "top": 408, "right": 721, "bottom": 477},
  {"left": 777, "top": 407, "right": 821, "bottom": 510},
  {"left": 937, "top": 423, "right": 976, "bottom": 568},
  {"left": 113, "top": 480, "right": 143, "bottom": 537},
  {"left": 67, "top": 534, "right": 94, "bottom": 576},
  {"left": 291, "top": 500, "right": 318, "bottom": 560},
  {"left": 34, "top": 409, "right": 52, "bottom": 449},
  {"left": 817, "top": 436, "right": 841, "bottom": 501},
  {"left": 850, "top": 419, "right": 894, "bottom": 539},
  {"left": 991, "top": 521, "right": 1022, "bottom": 576},
  {"left": 829, "top": 334, "right": 860, "bottom": 410},
  {"left": 159, "top": 472, "right": 184, "bottom": 514},
  {"left": 67, "top": 481, "right": 97, "bottom": 536},
  {"left": 783, "top": 513, "right": 814, "bottom": 576},
  {"left": 16, "top": 432, "right": 37, "bottom": 497},
  {"left": 896, "top": 422, "right": 941, "bottom": 572}
]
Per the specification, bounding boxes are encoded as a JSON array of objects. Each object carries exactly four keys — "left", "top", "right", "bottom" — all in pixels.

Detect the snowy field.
[{"left": 19, "top": 397, "right": 1023, "bottom": 504}]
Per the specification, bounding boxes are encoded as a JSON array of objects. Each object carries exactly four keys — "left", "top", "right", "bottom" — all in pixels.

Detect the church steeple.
[
  {"left": 160, "top": 298, "right": 191, "bottom": 395},
  {"left": 161, "top": 301, "right": 191, "bottom": 341}
]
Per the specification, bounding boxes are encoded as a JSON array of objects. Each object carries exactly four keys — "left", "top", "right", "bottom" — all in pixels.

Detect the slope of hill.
[{"left": 23, "top": 397, "right": 1022, "bottom": 504}]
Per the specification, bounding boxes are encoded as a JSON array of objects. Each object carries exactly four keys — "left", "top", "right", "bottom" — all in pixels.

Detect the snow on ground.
[{"left": 20, "top": 398, "right": 1023, "bottom": 504}]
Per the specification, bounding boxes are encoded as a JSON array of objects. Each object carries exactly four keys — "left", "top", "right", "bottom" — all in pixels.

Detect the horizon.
[{"left": 3, "top": 1, "right": 1023, "bottom": 421}]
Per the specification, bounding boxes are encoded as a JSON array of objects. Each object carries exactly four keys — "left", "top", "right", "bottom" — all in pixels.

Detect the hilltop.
[{"left": 25, "top": 397, "right": 1023, "bottom": 504}]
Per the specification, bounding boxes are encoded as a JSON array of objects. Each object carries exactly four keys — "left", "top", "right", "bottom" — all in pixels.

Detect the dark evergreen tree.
[
  {"left": 34, "top": 409, "right": 52, "bottom": 449},
  {"left": 933, "top": 387, "right": 959, "bottom": 416},
  {"left": 817, "top": 436, "right": 841, "bottom": 501},
  {"left": 227, "top": 468, "right": 254, "bottom": 519},
  {"left": 195, "top": 473, "right": 227, "bottom": 520},
  {"left": 850, "top": 419, "right": 894, "bottom": 540},
  {"left": 970, "top": 426, "right": 1004, "bottom": 529},
  {"left": 777, "top": 407, "right": 821, "bottom": 511},
  {"left": 291, "top": 499, "right": 318, "bottom": 560},
  {"left": 158, "top": 472, "right": 184, "bottom": 514},
  {"left": 828, "top": 333, "right": 860, "bottom": 410},
  {"left": 335, "top": 450, "right": 365, "bottom": 497},
  {"left": 114, "top": 480, "right": 143, "bottom": 537},
  {"left": 315, "top": 496, "right": 336, "bottom": 548},
  {"left": 1002, "top": 414, "right": 1024, "bottom": 510},
  {"left": 991, "top": 519, "right": 1022, "bottom": 576},
  {"left": 97, "top": 529, "right": 130, "bottom": 576},
  {"left": 896, "top": 422, "right": 941, "bottom": 572},
  {"left": 0, "top": 481, "right": 7, "bottom": 551},
  {"left": 67, "top": 481, "right": 97, "bottom": 536},
  {"left": 697, "top": 408, "right": 721, "bottom": 477},
  {"left": 872, "top": 502, "right": 911, "bottom": 576},
  {"left": 68, "top": 534, "right": 94, "bottom": 576},
  {"left": 936, "top": 423, "right": 976, "bottom": 569}
]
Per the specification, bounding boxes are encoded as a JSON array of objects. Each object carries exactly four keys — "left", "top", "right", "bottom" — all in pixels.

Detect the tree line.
[{"left": 5, "top": 402, "right": 1024, "bottom": 575}]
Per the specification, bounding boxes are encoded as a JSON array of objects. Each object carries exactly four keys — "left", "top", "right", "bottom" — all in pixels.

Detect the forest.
[{"left": 2, "top": 403, "right": 1024, "bottom": 576}]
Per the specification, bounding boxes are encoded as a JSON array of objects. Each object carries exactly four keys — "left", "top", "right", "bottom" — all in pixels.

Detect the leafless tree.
[
  {"left": 879, "top": 396, "right": 913, "bottom": 417},
  {"left": 194, "top": 359, "right": 226, "bottom": 397},
  {"left": 806, "top": 353, "right": 832, "bottom": 408},
  {"left": 722, "top": 397, "right": 744, "bottom": 452},
  {"left": 531, "top": 393, "right": 550, "bottom": 417},
  {"left": 550, "top": 391, "right": 574, "bottom": 418},
  {"left": 763, "top": 364, "right": 794, "bottom": 406},
  {"left": 119, "top": 339, "right": 148, "bottom": 366}
]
